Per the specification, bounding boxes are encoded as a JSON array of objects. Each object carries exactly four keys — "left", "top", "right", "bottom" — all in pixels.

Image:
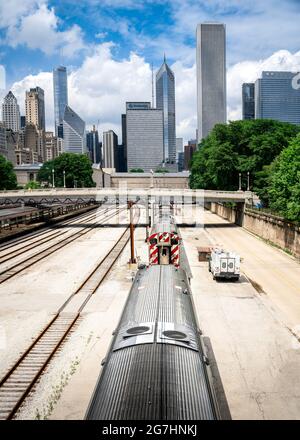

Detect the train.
[
  {"left": 85, "top": 207, "right": 221, "bottom": 420},
  {"left": 148, "top": 211, "right": 181, "bottom": 267}
]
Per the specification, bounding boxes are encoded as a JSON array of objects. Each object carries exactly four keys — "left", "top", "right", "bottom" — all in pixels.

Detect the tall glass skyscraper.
[
  {"left": 242, "top": 83, "right": 255, "bottom": 120},
  {"left": 62, "top": 105, "right": 86, "bottom": 154},
  {"left": 156, "top": 56, "right": 176, "bottom": 166},
  {"left": 255, "top": 71, "right": 300, "bottom": 124},
  {"left": 53, "top": 66, "right": 68, "bottom": 137},
  {"left": 86, "top": 125, "right": 101, "bottom": 164},
  {"left": 196, "top": 23, "right": 226, "bottom": 142}
]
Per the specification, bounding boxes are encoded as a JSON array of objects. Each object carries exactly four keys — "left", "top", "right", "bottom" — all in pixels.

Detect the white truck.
[{"left": 208, "top": 248, "right": 240, "bottom": 281}]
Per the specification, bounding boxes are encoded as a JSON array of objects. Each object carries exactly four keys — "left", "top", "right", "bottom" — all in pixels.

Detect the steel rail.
[
  {"left": 0, "top": 208, "right": 126, "bottom": 284},
  {"left": 0, "top": 206, "right": 100, "bottom": 252},
  {"left": 0, "top": 211, "right": 99, "bottom": 264},
  {"left": 0, "top": 206, "right": 139, "bottom": 420}
]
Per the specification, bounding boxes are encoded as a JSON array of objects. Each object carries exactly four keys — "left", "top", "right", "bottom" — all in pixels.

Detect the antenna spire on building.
[{"left": 164, "top": 53, "right": 166, "bottom": 63}]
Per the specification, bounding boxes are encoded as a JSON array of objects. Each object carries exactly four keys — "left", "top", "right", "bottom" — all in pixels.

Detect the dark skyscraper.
[
  {"left": 53, "top": 66, "right": 68, "bottom": 137},
  {"left": 156, "top": 56, "right": 176, "bottom": 167},
  {"left": 86, "top": 125, "right": 101, "bottom": 163},
  {"left": 242, "top": 83, "right": 255, "bottom": 120},
  {"left": 120, "top": 114, "right": 127, "bottom": 171}
]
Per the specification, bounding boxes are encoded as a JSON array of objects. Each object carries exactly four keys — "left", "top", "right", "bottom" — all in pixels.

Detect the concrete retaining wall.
[{"left": 210, "top": 202, "right": 300, "bottom": 258}]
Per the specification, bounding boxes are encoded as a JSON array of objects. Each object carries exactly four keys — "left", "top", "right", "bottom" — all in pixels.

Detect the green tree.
[
  {"left": 129, "top": 168, "right": 144, "bottom": 173},
  {"left": 25, "top": 180, "right": 41, "bottom": 190},
  {"left": 0, "top": 155, "right": 17, "bottom": 190},
  {"left": 268, "top": 134, "right": 300, "bottom": 222},
  {"left": 155, "top": 168, "right": 169, "bottom": 173},
  {"left": 190, "top": 119, "right": 299, "bottom": 200},
  {"left": 38, "top": 153, "right": 95, "bottom": 187}
]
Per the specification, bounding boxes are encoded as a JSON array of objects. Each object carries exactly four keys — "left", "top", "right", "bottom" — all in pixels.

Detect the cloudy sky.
[{"left": 1, "top": 0, "right": 300, "bottom": 143}]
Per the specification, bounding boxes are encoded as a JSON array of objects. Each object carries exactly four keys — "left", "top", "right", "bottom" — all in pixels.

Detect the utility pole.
[
  {"left": 128, "top": 201, "right": 136, "bottom": 264},
  {"left": 145, "top": 196, "right": 150, "bottom": 242},
  {"left": 52, "top": 168, "right": 55, "bottom": 188}
]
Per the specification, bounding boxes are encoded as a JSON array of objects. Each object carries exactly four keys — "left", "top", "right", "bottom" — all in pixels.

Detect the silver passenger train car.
[{"left": 85, "top": 263, "right": 221, "bottom": 420}]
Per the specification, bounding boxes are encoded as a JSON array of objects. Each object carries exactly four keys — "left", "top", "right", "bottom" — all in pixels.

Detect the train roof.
[
  {"left": 86, "top": 265, "right": 219, "bottom": 420},
  {"left": 151, "top": 219, "right": 178, "bottom": 235}
]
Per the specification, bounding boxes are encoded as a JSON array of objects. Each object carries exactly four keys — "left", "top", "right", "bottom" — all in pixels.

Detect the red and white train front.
[{"left": 148, "top": 215, "right": 181, "bottom": 267}]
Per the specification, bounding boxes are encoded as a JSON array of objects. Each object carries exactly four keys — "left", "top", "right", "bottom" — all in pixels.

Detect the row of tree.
[
  {"left": 37, "top": 153, "right": 95, "bottom": 188},
  {"left": 0, "top": 153, "right": 172, "bottom": 191},
  {"left": 190, "top": 119, "right": 300, "bottom": 222},
  {"left": 0, "top": 153, "right": 95, "bottom": 190}
]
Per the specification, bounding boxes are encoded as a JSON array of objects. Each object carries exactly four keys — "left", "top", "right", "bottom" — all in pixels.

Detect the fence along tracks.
[
  {"left": 0, "top": 206, "right": 138, "bottom": 419},
  {"left": 0, "top": 207, "right": 125, "bottom": 284}
]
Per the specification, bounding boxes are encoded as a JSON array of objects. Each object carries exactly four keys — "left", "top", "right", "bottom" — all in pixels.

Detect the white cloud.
[
  {"left": 2, "top": 2, "right": 86, "bottom": 57},
  {"left": 10, "top": 46, "right": 300, "bottom": 146},
  {"left": 95, "top": 32, "right": 108, "bottom": 39},
  {"left": 0, "top": 0, "right": 38, "bottom": 28}
]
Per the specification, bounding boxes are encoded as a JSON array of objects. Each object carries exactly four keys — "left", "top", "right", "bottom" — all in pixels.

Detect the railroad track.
[
  {"left": 0, "top": 222, "right": 133, "bottom": 420},
  {"left": 0, "top": 206, "right": 100, "bottom": 253},
  {"left": 0, "top": 211, "right": 98, "bottom": 264},
  {"left": 0, "top": 207, "right": 126, "bottom": 284}
]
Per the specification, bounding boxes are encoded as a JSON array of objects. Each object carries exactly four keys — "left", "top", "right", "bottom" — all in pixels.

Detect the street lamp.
[
  {"left": 150, "top": 169, "right": 154, "bottom": 189},
  {"left": 247, "top": 171, "right": 250, "bottom": 191},
  {"left": 63, "top": 170, "right": 66, "bottom": 188},
  {"left": 238, "top": 172, "right": 241, "bottom": 191},
  {"left": 74, "top": 179, "right": 77, "bottom": 188},
  {"left": 52, "top": 168, "right": 55, "bottom": 188}
]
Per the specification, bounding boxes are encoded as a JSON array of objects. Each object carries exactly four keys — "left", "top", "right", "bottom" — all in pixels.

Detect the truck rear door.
[
  {"left": 227, "top": 258, "right": 235, "bottom": 273},
  {"left": 220, "top": 258, "right": 228, "bottom": 273}
]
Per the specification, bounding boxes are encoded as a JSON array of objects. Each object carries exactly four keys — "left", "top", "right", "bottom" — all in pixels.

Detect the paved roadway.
[
  {"left": 179, "top": 207, "right": 300, "bottom": 419},
  {"left": 203, "top": 209, "right": 300, "bottom": 333}
]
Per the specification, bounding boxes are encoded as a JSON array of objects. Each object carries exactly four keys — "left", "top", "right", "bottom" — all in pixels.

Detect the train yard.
[{"left": 0, "top": 202, "right": 299, "bottom": 420}]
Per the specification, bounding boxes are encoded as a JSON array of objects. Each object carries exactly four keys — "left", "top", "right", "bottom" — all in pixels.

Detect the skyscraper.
[
  {"left": 53, "top": 66, "right": 68, "bottom": 137},
  {"left": 25, "top": 87, "right": 45, "bottom": 130},
  {"left": 62, "top": 105, "right": 86, "bottom": 154},
  {"left": 242, "top": 83, "right": 255, "bottom": 120},
  {"left": 255, "top": 71, "right": 300, "bottom": 124},
  {"left": 86, "top": 125, "right": 101, "bottom": 164},
  {"left": 156, "top": 56, "right": 176, "bottom": 166},
  {"left": 45, "top": 131, "right": 58, "bottom": 161},
  {"left": 121, "top": 113, "right": 127, "bottom": 172},
  {"left": 126, "top": 102, "right": 163, "bottom": 172},
  {"left": 196, "top": 23, "right": 226, "bottom": 142},
  {"left": 103, "top": 130, "right": 118, "bottom": 168},
  {"left": 2, "top": 91, "right": 20, "bottom": 132}
]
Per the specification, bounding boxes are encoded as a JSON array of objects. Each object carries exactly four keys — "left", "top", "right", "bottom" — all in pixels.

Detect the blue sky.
[
  {"left": 1, "top": 0, "right": 300, "bottom": 85},
  {"left": 0, "top": 0, "right": 300, "bottom": 141}
]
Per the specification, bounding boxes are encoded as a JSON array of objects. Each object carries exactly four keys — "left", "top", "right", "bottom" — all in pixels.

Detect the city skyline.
[{"left": 0, "top": 1, "right": 299, "bottom": 144}]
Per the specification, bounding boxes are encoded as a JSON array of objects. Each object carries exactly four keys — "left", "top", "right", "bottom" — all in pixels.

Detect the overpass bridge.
[{"left": 0, "top": 188, "right": 254, "bottom": 206}]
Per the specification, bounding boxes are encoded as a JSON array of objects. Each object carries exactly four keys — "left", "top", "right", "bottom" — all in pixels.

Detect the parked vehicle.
[{"left": 209, "top": 248, "right": 240, "bottom": 281}]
